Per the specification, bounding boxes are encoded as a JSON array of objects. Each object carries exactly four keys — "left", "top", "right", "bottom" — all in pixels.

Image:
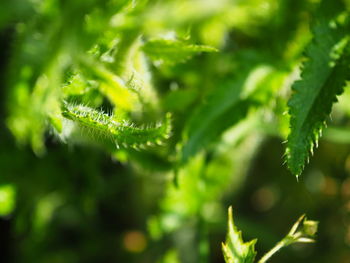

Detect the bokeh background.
[{"left": 1, "top": 0, "right": 350, "bottom": 262}]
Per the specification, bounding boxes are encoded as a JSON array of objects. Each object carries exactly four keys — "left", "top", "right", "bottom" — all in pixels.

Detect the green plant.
[
  {"left": 286, "top": 1, "right": 350, "bottom": 178},
  {"left": 222, "top": 207, "right": 318, "bottom": 263},
  {"left": 1, "top": 0, "right": 350, "bottom": 262}
]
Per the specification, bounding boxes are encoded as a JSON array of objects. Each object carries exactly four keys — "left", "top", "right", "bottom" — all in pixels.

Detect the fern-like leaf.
[
  {"left": 222, "top": 207, "right": 257, "bottom": 263},
  {"left": 142, "top": 38, "right": 217, "bottom": 64},
  {"left": 286, "top": 14, "right": 350, "bottom": 177}
]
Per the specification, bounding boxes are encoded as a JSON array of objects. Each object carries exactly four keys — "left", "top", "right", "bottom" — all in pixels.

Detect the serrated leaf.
[
  {"left": 222, "top": 207, "right": 257, "bottom": 263},
  {"left": 142, "top": 39, "right": 217, "bottom": 64},
  {"left": 286, "top": 14, "right": 350, "bottom": 178}
]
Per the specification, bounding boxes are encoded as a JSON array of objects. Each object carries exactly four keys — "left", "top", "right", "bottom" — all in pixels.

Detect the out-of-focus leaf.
[
  {"left": 0, "top": 184, "right": 16, "bottom": 217},
  {"left": 181, "top": 64, "right": 286, "bottom": 163},
  {"left": 142, "top": 39, "right": 217, "bottom": 64}
]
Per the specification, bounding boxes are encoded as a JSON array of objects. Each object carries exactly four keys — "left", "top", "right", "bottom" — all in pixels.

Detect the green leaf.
[
  {"left": 222, "top": 207, "right": 257, "bottom": 263},
  {"left": 286, "top": 14, "right": 350, "bottom": 178},
  {"left": 61, "top": 103, "right": 172, "bottom": 149},
  {"left": 0, "top": 184, "right": 16, "bottom": 217},
  {"left": 142, "top": 39, "right": 217, "bottom": 64},
  {"left": 181, "top": 64, "right": 285, "bottom": 163},
  {"left": 182, "top": 98, "right": 250, "bottom": 163},
  {"left": 79, "top": 58, "right": 139, "bottom": 112},
  {"left": 179, "top": 64, "right": 253, "bottom": 162}
]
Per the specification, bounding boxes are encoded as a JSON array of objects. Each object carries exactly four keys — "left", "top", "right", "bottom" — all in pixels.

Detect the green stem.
[
  {"left": 112, "top": 30, "right": 140, "bottom": 76},
  {"left": 257, "top": 239, "right": 287, "bottom": 263}
]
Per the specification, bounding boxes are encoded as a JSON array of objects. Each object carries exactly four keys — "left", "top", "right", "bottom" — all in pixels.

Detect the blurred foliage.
[{"left": 1, "top": 0, "right": 350, "bottom": 262}]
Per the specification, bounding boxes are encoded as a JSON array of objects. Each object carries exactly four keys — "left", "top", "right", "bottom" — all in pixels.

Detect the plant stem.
[{"left": 257, "top": 239, "right": 288, "bottom": 263}]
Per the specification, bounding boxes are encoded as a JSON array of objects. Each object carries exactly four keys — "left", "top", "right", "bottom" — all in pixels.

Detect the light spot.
[
  {"left": 0, "top": 184, "right": 16, "bottom": 217},
  {"left": 252, "top": 185, "right": 279, "bottom": 212},
  {"left": 123, "top": 231, "right": 147, "bottom": 253}
]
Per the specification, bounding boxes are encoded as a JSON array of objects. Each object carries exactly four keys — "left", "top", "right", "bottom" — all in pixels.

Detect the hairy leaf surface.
[{"left": 61, "top": 103, "right": 171, "bottom": 149}]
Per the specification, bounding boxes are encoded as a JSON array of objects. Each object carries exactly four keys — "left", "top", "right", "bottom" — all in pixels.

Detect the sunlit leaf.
[
  {"left": 0, "top": 184, "right": 16, "bottom": 217},
  {"left": 142, "top": 38, "right": 217, "bottom": 64},
  {"left": 286, "top": 11, "right": 350, "bottom": 178},
  {"left": 222, "top": 207, "right": 257, "bottom": 263}
]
